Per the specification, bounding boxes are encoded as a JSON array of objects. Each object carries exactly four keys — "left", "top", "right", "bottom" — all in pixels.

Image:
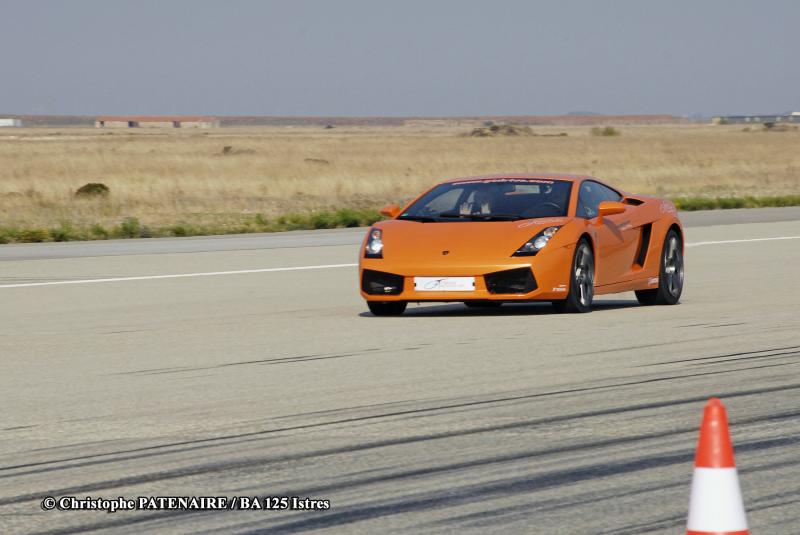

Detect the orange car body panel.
[{"left": 359, "top": 174, "right": 682, "bottom": 303}]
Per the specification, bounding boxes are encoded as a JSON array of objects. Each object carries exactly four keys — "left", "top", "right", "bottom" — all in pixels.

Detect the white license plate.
[{"left": 414, "top": 277, "right": 475, "bottom": 292}]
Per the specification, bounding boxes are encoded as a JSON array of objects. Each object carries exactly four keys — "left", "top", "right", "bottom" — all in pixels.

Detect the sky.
[{"left": 1, "top": 0, "right": 798, "bottom": 117}]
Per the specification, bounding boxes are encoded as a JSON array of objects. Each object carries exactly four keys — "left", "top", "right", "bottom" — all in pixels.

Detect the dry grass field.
[{"left": 1, "top": 123, "right": 799, "bottom": 241}]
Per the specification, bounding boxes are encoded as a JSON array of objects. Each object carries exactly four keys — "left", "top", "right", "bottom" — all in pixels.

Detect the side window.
[
  {"left": 577, "top": 182, "right": 601, "bottom": 218},
  {"left": 577, "top": 181, "right": 621, "bottom": 218},
  {"left": 595, "top": 182, "right": 622, "bottom": 203}
]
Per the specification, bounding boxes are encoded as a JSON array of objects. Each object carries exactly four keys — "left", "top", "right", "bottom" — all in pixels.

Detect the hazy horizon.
[{"left": 1, "top": 0, "right": 798, "bottom": 117}]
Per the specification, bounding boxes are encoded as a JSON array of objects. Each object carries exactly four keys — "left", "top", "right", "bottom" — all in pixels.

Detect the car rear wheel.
[
  {"left": 552, "top": 239, "right": 594, "bottom": 313},
  {"left": 367, "top": 301, "right": 407, "bottom": 316},
  {"left": 464, "top": 301, "right": 502, "bottom": 308},
  {"left": 635, "top": 229, "right": 683, "bottom": 305}
]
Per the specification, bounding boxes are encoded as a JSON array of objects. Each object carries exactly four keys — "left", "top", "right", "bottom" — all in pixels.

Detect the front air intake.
[
  {"left": 362, "top": 269, "right": 404, "bottom": 295},
  {"left": 484, "top": 267, "right": 537, "bottom": 294}
]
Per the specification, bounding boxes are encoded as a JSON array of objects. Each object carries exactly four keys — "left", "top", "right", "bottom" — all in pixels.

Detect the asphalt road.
[{"left": 1, "top": 208, "right": 799, "bottom": 534}]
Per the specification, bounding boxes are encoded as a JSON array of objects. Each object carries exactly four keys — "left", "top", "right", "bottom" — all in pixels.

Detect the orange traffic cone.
[{"left": 687, "top": 398, "right": 748, "bottom": 535}]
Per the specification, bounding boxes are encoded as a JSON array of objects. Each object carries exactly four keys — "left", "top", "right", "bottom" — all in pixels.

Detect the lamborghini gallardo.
[{"left": 360, "top": 174, "right": 684, "bottom": 315}]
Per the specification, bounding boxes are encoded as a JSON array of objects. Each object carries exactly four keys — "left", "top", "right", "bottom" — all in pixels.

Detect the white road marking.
[
  {"left": 0, "top": 263, "right": 358, "bottom": 289},
  {"left": 0, "top": 235, "right": 797, "bottom": 289},
  {"left": 685, "top": 236, "right": 800, "bottom": 247}
]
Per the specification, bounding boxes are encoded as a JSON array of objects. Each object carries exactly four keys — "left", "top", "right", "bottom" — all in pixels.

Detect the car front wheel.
[
  {"left": 635, "top": 229, "right": 684, "bottom": 305},
  {"left": 367, "top": 301, "right": 407, "bottom": 316},
  {"left": 552, "top": 239, "right": 594, "bottom": 313}
]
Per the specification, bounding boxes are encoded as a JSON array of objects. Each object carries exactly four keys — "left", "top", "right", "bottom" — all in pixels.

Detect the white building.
[
  {"left": 95, "top": 116, "right": 219, "bottom": 128},
  {"left": 0, "top": 118, "right": 22, "bottom": 127}
]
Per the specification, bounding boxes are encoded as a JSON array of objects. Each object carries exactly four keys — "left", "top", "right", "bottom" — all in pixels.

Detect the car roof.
[{"left": 441, "top": 173, "right": 592, "bottom": 184}]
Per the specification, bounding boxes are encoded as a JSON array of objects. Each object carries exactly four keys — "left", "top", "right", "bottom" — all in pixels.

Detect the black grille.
[
  {"left": 362, "top": 270, "right": 404, "bottom": 295},
  {"left": 484, "top": 267, "right": 537, "bottom": 294}
]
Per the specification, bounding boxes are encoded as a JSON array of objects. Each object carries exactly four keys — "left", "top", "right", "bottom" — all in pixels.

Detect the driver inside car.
[{"left": 459, "top": 188, "right": 495, "bottom": 215}]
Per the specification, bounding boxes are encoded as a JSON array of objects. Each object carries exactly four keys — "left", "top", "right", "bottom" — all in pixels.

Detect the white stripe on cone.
[{"left": 687, "top": 467, "right": 748, "bottom": 532}]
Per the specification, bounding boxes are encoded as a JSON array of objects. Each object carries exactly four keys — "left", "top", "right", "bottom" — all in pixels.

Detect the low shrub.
[
  {"left": 118, "top": 217, "right": 141, "bottom": 238},
  {"left": 75, "top": 183, "right": 110, "bottom": 198},
  {"left": 671, "top": 195, "right": 800, "bottom": 211},
  {"left": 275, "top": 214, "right": 309, "bottom": 231},
  {"left": 50, "top": 221, "right": 78, "bottom": 242},
  {"left": 90, "top": 224, "right": 109, "bottom": 239},
  {"left": 169, "top": 224, "right": 190, "bottom": 237},
  {"left": 18, "top": 228, "right": 51, "bottom": 242},
  {"left": 2, "top": 197, "right": 797, "bottom": 244},
  {"left": 0, "top": 228, "right": 15, "bottom": 244},
  {"left": 591, "top": 126, "right": 621, "bottom": 137},
  {"left": 310, "top": 212, "right": 336, "bottom": 229},
  {"left": 468, "top": 124, "right": 535, "bottom": 137},
  {"left": 333, "top": 208, "right": 363, "bottom": 227},
  {"left": 221, "top": 145, "right": 255, "bottom": 155}
]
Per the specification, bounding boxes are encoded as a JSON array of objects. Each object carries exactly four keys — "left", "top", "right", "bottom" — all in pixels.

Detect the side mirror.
[
  {"left": 597, "top": 200, "right": 626, "bottom": 223},
  {"left": 379, "top": 204, "right": 401, "bottom": 218}
]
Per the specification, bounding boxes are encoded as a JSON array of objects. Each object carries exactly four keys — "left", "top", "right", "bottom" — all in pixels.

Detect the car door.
[{"left": 576, "top": 180, "right": 639, "bottom": 286}]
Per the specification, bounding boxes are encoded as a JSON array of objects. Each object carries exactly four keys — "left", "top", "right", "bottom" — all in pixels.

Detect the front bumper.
[{"left": 359, "top": 245, "right": 573, "bottom": 302}]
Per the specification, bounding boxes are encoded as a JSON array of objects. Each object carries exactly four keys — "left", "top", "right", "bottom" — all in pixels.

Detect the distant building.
[
  {"left": 711, "top": 112, "right": 800, "bottom": 125},
  {"left": 95, "top": 116, "right": 219, "bottom": 128},
  {"left": 0, "top": 118, "right": 22, "bottom": 127}
]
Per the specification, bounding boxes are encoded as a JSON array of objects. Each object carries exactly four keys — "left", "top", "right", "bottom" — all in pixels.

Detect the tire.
[
  {"left": 635, "top": 229, "right": 684, "bottom": 305},
  {"left": 464, "top": 301, "right": 503, "bottom": 308},
  {"left": 367, "top": 300, "right": 407, "bottom": 316},
  {"left": 552, "top": 239, "right": 595, "bottom": 313}
]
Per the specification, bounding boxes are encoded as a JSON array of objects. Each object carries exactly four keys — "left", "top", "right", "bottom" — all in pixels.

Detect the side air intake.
[{"left": 635, "top": 223, "right": 653, "bottom": 267}]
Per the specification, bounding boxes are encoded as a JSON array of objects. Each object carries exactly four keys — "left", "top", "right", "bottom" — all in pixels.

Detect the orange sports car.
[{"left": 359, "top": 174, "right": 684, "bottom": 315}]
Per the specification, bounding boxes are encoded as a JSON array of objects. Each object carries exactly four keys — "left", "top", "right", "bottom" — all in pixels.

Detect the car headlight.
[
  {"left": 364, "top": 228, "right": 383, "bottom": 258},
  {"left": 512, "top": 226, "right": 561, "bottom": 256}
]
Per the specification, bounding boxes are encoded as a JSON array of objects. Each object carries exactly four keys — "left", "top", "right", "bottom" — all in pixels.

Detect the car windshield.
[{"left": 398, "top": 179, "right": 572, "bottom": 221}]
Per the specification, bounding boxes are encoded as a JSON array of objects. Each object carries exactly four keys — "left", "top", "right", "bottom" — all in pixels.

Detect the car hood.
[{"left": 374, "top": 217, "right": 570, "bottom": 262}]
